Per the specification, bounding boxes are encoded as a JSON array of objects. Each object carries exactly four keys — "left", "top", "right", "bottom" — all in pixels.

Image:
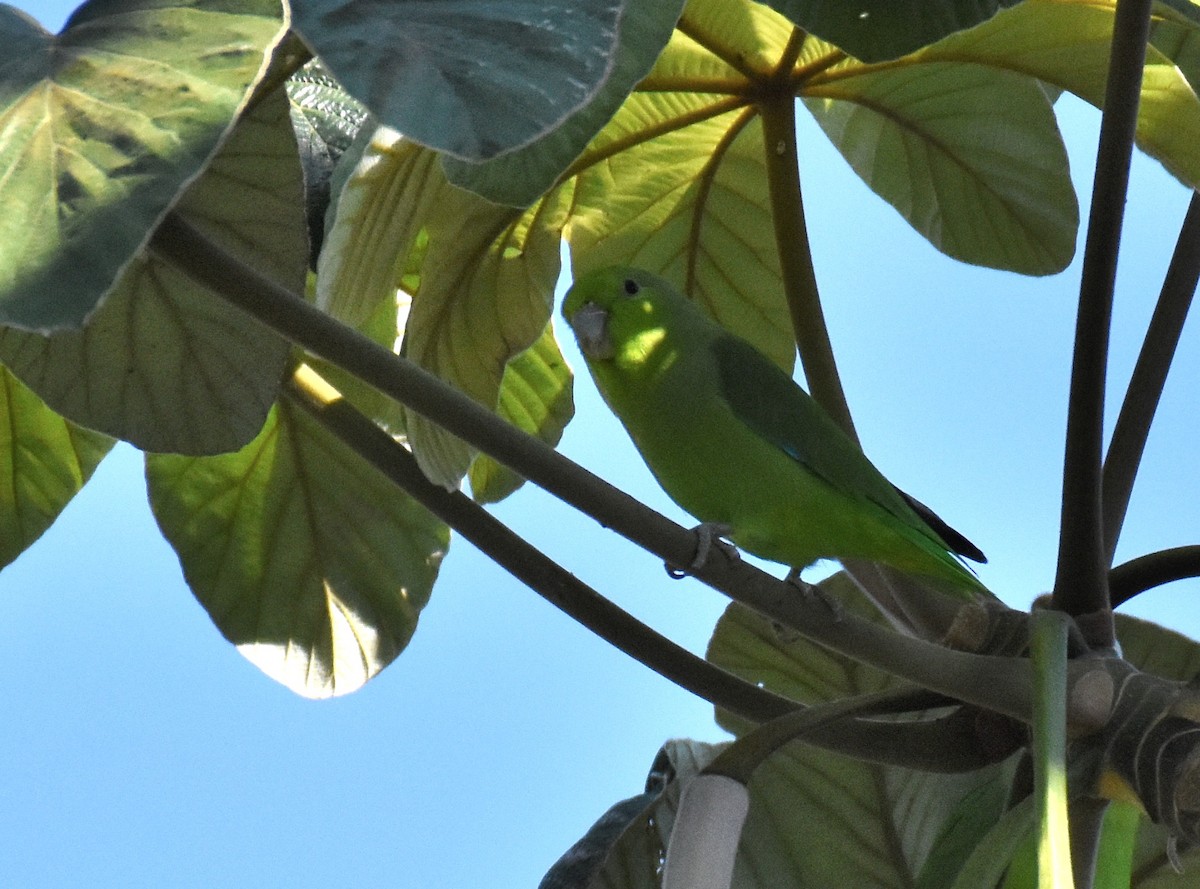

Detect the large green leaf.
[
  {"left": 918, "top": 0, "right": 1200, "bottom": 192},
  {"left": 1116, "top": 612, "right": 1200, "bottom": 683},
  {"left": 146, "top": 368, "right": 449, "bottom": 698},
  {"left": 0, "top": 87, "right": 305, "bottom": 455},
  {"left": 802, "top": 59, "right": 1077, "bottom": 276},
  {"left": 0, "top": 0, "right": 286, "bottom": 330},
  {"left": 290, "top": 0, "right": 625, "bottom": 161},
  {"left": 316, "top": 128, "right": 442, "bottom": 331},
  {"left": 562, "top": 0, "right": 1080, "bottom": 354},
  {"left": 0, "top": 366, "right": 113, "bottom": 570},
  {"left": 761, "top": 0, "right": 1021, "bottom": 63},
  {"left": 468, "top": 321, "right": 574, "bottom": 504},
  {"left": 442, "top": 0, "right": 686, "bottom": 208}
]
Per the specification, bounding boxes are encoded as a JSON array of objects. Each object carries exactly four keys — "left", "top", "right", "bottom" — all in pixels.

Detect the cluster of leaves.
[
  {"left": 5, "top": 0, "right": 1200, "bottom": 884},
  {"left": 3, "top": 0, "right": 1197, "bottom": 695}
]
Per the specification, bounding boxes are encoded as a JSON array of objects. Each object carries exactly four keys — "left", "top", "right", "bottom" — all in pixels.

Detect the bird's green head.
[{"left": 562, "top": 267, "right": 681, "bottom": 366}]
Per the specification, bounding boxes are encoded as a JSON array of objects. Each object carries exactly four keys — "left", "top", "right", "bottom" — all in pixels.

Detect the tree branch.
[
  {"left": 151, "top": 211, "right": 1040, "bottom": 723},
  {"left": 1054, "top": 0, "right": 1153, "bottom": 627},
  {"left": 287, "top": 364, "right": 1008, "bottom": 772},
  {"left": 284, "top": 364, "right": 797, "bottom": 723},
  {"left": 1102, "top": 193, "right": 1200, "bottom": 559},
  {"left": 1109, "top": 545, "right": 1200, "bottom": 607}
]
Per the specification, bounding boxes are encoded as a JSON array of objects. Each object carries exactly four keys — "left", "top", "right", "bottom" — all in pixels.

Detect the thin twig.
[
  {"left": 1054, "top": 0, "right": 1153, "bottom": 626},
  {"left": 1102, "top": 194, "right": 1200, "bottom": 559},
  {"left": 705, "top": 686, "right": 986, "bottom": 783}
]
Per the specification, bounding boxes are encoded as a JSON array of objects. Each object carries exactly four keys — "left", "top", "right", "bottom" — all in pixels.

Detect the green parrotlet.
[{"left": 561, "top": 266, "right": 987, "bottom": 597}]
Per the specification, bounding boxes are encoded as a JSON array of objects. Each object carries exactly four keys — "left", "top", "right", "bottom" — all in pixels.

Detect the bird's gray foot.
[
  {"left": 666, "top": 523, "right": 738, "bottom": 578},
  {"left": 786, "top": 569, "right": 844, "bottom": 621}
]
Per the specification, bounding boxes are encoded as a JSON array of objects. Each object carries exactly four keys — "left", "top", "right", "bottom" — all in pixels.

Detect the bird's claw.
[
  {"left": 786, "top": 569, "right": 844, "bottom": 621},
  {"left": 665, "top": 522, "right": 739, "bottom": 578}
]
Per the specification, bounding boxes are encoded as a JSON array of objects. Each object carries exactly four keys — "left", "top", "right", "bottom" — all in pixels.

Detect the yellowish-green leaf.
[
  {"left": 920, "top": 0, "right": 1200, "bottom": 191},
  {"left": 319, "top": 128, "right": 571, "bottom": 489},
  {"left": 401, "top": 184, "right": 573, "bottom": 489},
  {"left": 0, "top": 87, "right": 305, "bottom": 454},
  {"left": 468, "top": 321, "right": 574, "bottom": 504},
  {"left": 802, "top": 55, "right": 1077, "bottom": 275},
  {"left": 0, "top": 367, "right": 113, "bottom": 569},
  {"left": 316, "top": 127, "right": 441, "bottom": 331},
  {"left": 307, "top": 271, "right": 408, "bottom": 426},
  {"left": 146, "top": 368, "right": 449, "bottom": 698},
  {"left": 563, "top": 0, "right": 1081, "bottom": 361},
  {"left": 563, "top": 0, "right": 797, "bottom": 370},
  {"left": 666, "top": 0, "right": 805, "bottom": 79},
  {"left": 0, "top": 0, "right": 287, "bottom": 330}
]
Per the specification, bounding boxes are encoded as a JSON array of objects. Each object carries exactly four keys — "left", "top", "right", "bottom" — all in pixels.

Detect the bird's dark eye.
[{"left": 623, "top": 278, "right": 640, "bottom": 296}]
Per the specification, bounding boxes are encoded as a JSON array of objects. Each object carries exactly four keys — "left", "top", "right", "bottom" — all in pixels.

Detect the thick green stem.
[
  {"left": 1053, "top": 0, "right": 1153, "bottom": 628},
  {"left": 759, "top": 94, "right": 857, "bottom": 441},
  {"left": 1102, "top": 194, "right": 1200, "bottom": 560}
]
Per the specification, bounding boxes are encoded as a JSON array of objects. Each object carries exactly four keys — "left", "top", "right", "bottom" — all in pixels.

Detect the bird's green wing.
[{"left": 709, "top": 332, "right": 974, "bottom": 559}]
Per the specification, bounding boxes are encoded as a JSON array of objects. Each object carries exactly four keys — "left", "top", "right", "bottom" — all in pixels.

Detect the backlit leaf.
[
  {"left": 146, "top": 368, "right": 449, "bottom": 698},
  {"left": 469, "top": 322, "right": 574, "bottom": 504},
  {"left": 0, "top": 367, "right": 113, "bottom": 569}
]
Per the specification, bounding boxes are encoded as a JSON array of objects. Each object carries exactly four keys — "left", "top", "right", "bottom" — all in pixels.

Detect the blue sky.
[{"left": 3, "top": 3, "right": 1199, "bottom": 887}]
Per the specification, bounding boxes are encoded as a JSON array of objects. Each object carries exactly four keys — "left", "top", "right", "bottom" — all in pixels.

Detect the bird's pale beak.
[{"left": 569, "top": 302, "right": 615, "bottom": 360}]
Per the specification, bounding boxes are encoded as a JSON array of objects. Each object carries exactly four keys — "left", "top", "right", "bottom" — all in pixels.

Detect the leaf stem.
[
  {"left": 1053, "top": 0, "right": 1153, "bottom": 625},
  {"left": 152, "top": 211, "right": 1039, "bottom": 722},
  {"left": 758, "top": 93, "right": 857, "bottom": 440},
  {"left": 706, "top": 687, "right": 974, "bottom": 784},
  {"left": 1109, "top": 545, "right": 1200, "bottom": 606},
  {"left": 1102, "top": 194, "right": 1200, "bottom": 559},
  {"left": 675, "top": 12, "right": 766, "bottom": 81}
]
